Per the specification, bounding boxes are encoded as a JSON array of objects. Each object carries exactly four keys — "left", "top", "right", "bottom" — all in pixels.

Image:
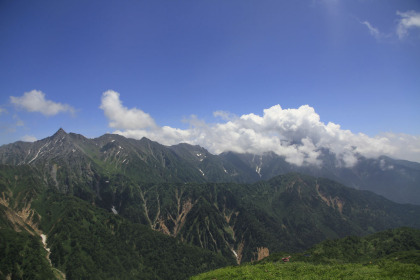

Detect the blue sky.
[{"left": 1, "top": 0, "right": 420, "bottom": 164}]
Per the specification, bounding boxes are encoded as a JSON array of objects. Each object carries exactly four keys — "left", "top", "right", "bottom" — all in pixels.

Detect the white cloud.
[
  {"left": 0, "top": 107, "right": 7, "bottom": 115},
  {"left": 361, "top": 21, "right": 381, "bottom": 39},
  {"left": 360, "top": 10, "right": 420, "bottom": 41},
  {"left": 21, "top": 135, "right": 37, "bottom": 142},
  {"left": 396, "top": 10, "right": 420, "bottom": 39},
  {"left": 100, "top": 90, "right": 420, "bottom": 166},
  {"left": 100, "top": 90, "right": 157, "bottom": 130},
  {"left": 10, "top": 90, "right": 75, "bottom": 116}
]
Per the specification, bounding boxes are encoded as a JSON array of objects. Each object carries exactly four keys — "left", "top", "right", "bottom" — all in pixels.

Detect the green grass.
[{"left": 190, "top": 261, "right": 420, "bottom": 280}]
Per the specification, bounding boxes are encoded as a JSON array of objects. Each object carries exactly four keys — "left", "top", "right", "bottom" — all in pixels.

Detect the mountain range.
[
  {"left": 1, "top": 128, "right": 419, "bottom": 204},
  {"left": 1, "top": 128, "right": 420, "bottom": 279}
]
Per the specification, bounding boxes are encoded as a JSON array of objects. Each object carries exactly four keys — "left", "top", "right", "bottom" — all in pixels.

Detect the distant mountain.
[
  {"left": 218, "top": 151, "right": 420, "bottom": 205},
  {"left": 1, "top": 129, "right": 420, "bottom": 278},
  {"left": 0, "top": 128, "right": 419, "bottom": 204},
  {"left": 2, "top": 160, "right": 420, "bottom": 264}
]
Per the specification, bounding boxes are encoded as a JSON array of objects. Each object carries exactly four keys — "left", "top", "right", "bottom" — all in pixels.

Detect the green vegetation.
[
  {"left": 2, "top": 163, "right": 420, "bottom": 278},
  {"left": 0, "top": 190, "right": 232, "bottom": 279},
  {"left": 192, "top": 227, "right": 420, "bottom": 280},
  {"left": 1, "top": 131, "right": 420, "bottom": 279},
  {"left": 37, "top": 192, "right": 233, "bottom": 280},
  {"left": 85, "top": 173, "right": 420, "bottom": 263},
  {"left": 0, "top": 228, "right": 55, "bottom": 280},
  {"left": 303, "top": 227, "right": 420, "bottom": 264},
  {"left": 0, "top": 165, "right": 233, "bottom": 279},
  {"left": 191, "top": 261, "right": 420, "bottom": 280}
]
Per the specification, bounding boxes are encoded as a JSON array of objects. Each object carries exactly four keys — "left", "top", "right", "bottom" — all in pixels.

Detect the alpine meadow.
[{"left": 1, "top": 1, "right": 420, "bottom": 279}]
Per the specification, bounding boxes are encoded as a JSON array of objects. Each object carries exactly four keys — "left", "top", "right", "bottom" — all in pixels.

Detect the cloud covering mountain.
[{"left": 100, "top": 90, "right": 420, "bottom": 167}]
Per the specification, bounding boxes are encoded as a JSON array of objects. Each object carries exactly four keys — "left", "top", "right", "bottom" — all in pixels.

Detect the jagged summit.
[
  {"left": 52, "top": 128, "right": 68, "bottom": 138},
  {"left": 0, "top": 129, "right": 419, "bottom": 204}
]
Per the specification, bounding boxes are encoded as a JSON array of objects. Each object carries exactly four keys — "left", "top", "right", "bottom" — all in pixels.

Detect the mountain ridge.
[
  {"left": 1, "top": 128, "right": 420, "bottom": 278},
  {"left": 1, "top": 128, "right": 418, "bottom": 204}
]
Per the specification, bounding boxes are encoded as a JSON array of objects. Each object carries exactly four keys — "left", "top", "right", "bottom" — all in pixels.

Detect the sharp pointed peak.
[{"left": 52, "top": 128, "right": 68, "bottom": 138}]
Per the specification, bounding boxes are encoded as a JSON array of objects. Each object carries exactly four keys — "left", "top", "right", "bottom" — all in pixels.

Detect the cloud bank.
[
  {"left": 100, "top": 90, "right": 420, "bottom": 166},
  {"left": 10, "top": 90, "right": 75, "bottom": 116}
]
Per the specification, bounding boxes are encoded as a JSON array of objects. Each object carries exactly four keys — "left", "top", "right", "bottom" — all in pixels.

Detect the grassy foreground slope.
[
  {"left": 191, "top": 261, "right": 420, "bottom": 280},
  {"left": 191, "top": 227, "right": 420, "bottom": 280}
]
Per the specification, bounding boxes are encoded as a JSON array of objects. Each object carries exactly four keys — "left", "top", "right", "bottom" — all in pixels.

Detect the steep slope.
[
  {"left": 37, "top": 193, "right": 232, "bottom": 280},
  {"left": 0, "top": 129, "right": 419, "bottom": 204},
  {"left": 219, "top": 151, "right": 420, "bottom": 204},
  {"left": 0, "top": 164, "right": 233, "bottom": 279},
  {"left": 169, "top": 143, "right": 237, "bottom": 182},
  {"left": 3, "top": 157, "right": 419, "bottom": 267},
  {"left": 0, "top": 129, "right": 107, "bottom": 202},
  {"left": 1, "top": 129, "right": 420, "bottom": 267},
  {"left": 0, "top": 129, "right": 210, "bottom": 202},
  {"left": 96, "top": 172, "right": 420, "bottom": 263},
  {"left": 0, "top": 165, "right": 63, "bottom": 279},
  {"left": 93, "top": 134, "right": 208, "bottom": 183},
  {"left": 237, "top": 174, "right": 420, "bottom": 253},
  {"left": 0, "top": 226, "right": 56, "bottom": 280}
]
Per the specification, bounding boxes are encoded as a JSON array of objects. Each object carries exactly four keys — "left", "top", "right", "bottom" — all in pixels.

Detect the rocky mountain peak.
[
  {"left": 52, "top": 128, "right": 68, "bottom": 138},
  {"left": 0, "top": 128, "right": 420, "bottom": 204}
]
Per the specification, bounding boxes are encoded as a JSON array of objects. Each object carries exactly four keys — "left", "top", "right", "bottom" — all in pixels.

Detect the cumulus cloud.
[
  {"left": 100, "top": 90, "right": 157, "bottom": 130},
  {"left": 10, "top": 90, "right": 75, "bottom": 116},
  {"left": 100, "top": 91, "right": 420, "bottom": 166},
  {"left": 396, "top": 10, "right": 420, "bottom": 39}
]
